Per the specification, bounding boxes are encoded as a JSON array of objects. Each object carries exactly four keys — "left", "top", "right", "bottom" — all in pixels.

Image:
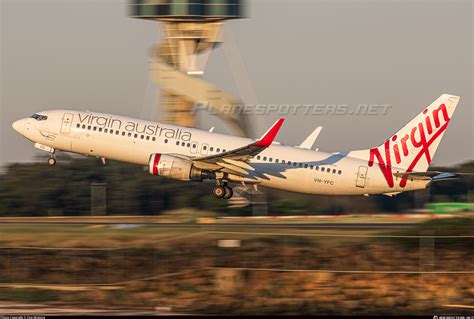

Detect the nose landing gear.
[{"left": 47, "top": 156, "right": 56, "bottom": 166}]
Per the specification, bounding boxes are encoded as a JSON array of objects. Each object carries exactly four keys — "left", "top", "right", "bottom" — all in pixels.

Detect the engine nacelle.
[{"left": 148, "top": 153, "right": 203, "bottom": 181}]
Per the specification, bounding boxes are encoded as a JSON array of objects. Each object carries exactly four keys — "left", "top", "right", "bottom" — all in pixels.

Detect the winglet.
[
  {"left": 298, "top": 126, "right": 322, "bottom": 149},
  {"left": 253, "top": 118, "right": 285, "bottom": 147}
]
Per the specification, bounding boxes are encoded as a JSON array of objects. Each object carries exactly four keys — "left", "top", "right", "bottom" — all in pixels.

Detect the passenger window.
[
  {"left": 115, "top": 131, "right": 119, "bottom": 135},
  {"left": 282, "top": 160, "right": 285, "bottom": 164},
  {"left": 110, "top": 130, "right": 114, "bottom": 134},
  {"left": 182, "top": 142, "right": 186, "bottom": 146},
  {"left": 210, "top": 147, "right": 214, "bottom": 152},
  {"left": 222, "top": 149, "right": 226, "bottom": 152},
  {"left": 203, "top": 146, "right": 207, "bottom": 150},
  {"left": 263, "top": 157, "right": 267, "bottom": 161},
  {"left": 122, "top": 132, "right": 126, "bottom": 136},
  {"left": 257, "top": 156, "right": 261, "bottom": 160},
  {"left": 134, "top": 134, "right": 138, "bottom": 138},
  {"left": 275, "top": 159, "right": 279, "bottom": 163},
  {"left": 93, "top": 127, "right": 97, "bottom": 131},
  {"left": 82, "top": 125, "right": 86, "bottom": 129},
  {"left": 128, "top": 133, "right": 132, "bottom": 137},
  {"left": 293, "top": 163, "right": 297, "bottom": 167},
  {"left": 140, "top": 135, "right": 144, "bottom": 139},
  {"left": 316, "top": 166, "right": 319, "bottom": 171},
  {"left": 288, "top": 161, "right": 291, "bottom": 165},
  {"left": 269, "top": 158, "right": 273, "bottom": 162},
  {"left": 321, "top": 167, "right": 325, "bottom": 172},
  {"left": 76, "top": 124, "right": 80, "bottom": 128},
  {"left": 217, "top": 148, "right": 220, "bottom": 152},
  {"left": 338, "top": 170, "right": 342, "bottom": 175},
  {"left": 333, "top": 169, "right": 337, "bottom": 174},
  {"left": 164, "top": 138, "right": 167, "bottom": 143},
  {"left": 98, "top": 128, "right": 103, "bottom": 132},
  {"left": 88, "top": 126, "right": 91, "bottom": 130},
  {"left": 104, "top": 128, "right": 108, "bottom": 133},
  {"left": 152, "top": 137, "right": 156, "bottom": 141},
  {"left": 187, "top": 143, "right": 190, "bottom": 147},
  {"left": 304, "top": 164, "right": 308, "bottom": 168}
]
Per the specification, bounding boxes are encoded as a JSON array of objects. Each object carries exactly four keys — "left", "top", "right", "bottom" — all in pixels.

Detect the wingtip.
[{"left": 253, "top": 118, "right": 285, "bottom": 147}]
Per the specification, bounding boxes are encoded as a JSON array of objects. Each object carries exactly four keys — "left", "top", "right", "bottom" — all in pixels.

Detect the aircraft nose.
[{"left": 12, "top": 119, "right": 25, "bottom": 135}]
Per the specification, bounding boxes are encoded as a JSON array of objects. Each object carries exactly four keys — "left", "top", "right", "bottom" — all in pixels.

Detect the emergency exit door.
[{"left": 356, "top": 166, "right": 368, "bottom": 188}]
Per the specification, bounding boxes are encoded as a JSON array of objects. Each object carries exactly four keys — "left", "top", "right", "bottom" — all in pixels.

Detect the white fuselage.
[{"left": 13, "top": 110, "right": 429, "bottom": 195}]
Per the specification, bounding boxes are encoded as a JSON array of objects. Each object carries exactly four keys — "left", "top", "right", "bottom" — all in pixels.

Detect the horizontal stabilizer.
[{"left": 394, "top": 171, "right": 470, "bottom": 182}]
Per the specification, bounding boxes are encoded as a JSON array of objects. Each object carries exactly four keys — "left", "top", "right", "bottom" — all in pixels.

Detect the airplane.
[{"left": 12, "top": 94, "right": 460, "bottom": 199}]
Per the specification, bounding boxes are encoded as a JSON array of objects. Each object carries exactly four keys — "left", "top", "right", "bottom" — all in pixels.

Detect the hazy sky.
[{"left": 1, "top": 0, "right": 472, "bottom": 167}]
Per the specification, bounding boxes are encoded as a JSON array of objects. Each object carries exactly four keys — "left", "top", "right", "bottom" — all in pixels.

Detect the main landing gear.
[{"left": 212, "top": 182, "right": 233, "bottom": 199}]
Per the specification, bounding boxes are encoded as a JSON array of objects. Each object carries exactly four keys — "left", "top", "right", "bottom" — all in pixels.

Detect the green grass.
[{"left": 0, "top": 288, "right": 60, "bottom": 302}]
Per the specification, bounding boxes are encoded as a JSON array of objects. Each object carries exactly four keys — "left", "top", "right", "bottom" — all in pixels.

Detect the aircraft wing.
[{"left": 192, "top": 118, "right": 284, "bottom": 176}]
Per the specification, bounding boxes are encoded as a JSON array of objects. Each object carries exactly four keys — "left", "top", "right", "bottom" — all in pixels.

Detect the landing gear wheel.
[
  {"left": 212, "top": 185, "right": 226, "bottom": 199},
  {"left": 223, "top": 186, "right": 233, "bottom": 199},
  {"left": 47, "top": 157, "right": 56, "bottom": 166}
]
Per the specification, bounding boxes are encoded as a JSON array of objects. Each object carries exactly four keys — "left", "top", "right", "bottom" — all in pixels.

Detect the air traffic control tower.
[{"left": 129, "top": 0, "right": 249, "bottom": 136}]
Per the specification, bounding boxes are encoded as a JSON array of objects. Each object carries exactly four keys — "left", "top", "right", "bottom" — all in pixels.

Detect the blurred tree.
[{"left": 0, "top": 155, "right": 472, "bottom": 216}]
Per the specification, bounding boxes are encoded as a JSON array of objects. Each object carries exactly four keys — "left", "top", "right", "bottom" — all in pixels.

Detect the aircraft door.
[
  {"left": 60, "top": 113, "right": 74, "bottom": 134},
  {"left": 190, "top": 141, "right": 199, "bottom": 154},
  {"left": 201, "top": 143, "right": 209, "bottom": 155},
  {"left": 356, "top": 165, "right": 368, "bottom": 188}
]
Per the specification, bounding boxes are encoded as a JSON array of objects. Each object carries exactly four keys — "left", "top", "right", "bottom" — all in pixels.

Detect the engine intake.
[{"left": 148, "top": 153, "right": 204, "bottom": 181}]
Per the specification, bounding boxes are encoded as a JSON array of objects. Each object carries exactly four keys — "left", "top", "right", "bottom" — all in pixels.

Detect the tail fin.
[{"left": 351, "top": 94, "right": 460, "bottom": 173}]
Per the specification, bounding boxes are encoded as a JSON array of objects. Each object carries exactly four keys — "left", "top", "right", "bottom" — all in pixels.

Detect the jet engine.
[{"left": 148, "top": 153, "right": 204, "bottom": 181}]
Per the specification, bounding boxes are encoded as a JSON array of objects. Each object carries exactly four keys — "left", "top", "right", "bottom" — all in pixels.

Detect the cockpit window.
[{"left": 30, "top": 114, "right": 48, "bottom": 121}]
